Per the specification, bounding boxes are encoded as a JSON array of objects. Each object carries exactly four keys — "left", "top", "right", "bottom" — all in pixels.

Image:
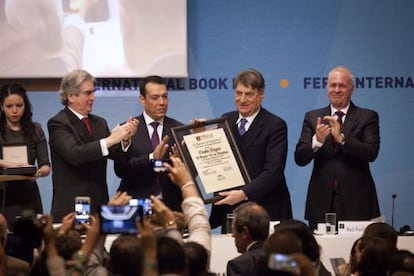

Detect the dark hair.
[
  {"left": 139, "top": 75, "right": 167, "bottom": 97},
  {"left": 234, "top": 68, "right": 265, "bottom": 92},
  {"left": 264, "top": 229, "right": 302, "bottom": 256},
  {"left": 183, "top": 241, "right": 211, "bottom": 276},
  {"left": 0, "top": 83, "right": 35, "bottom": 143},
  {"left": 233, "top": 202, "right": 269, "bottom": 242},
  {"left": 389, "top": 250, "right": 414, "bottom": 275},
  {"left": 55, "top": 229, "right": 82, "bottom": 260},
  {"left": 273, "top": 220, "right": 320, "bottom": 262},
  {"left": 357, "top": 237, "right": 396, "bottom": 276},
  {"left": 157, "top": 236, "right": 186, "bottom": 274},
  {"left": 108, "top": 234, "right": 143, "bottom": 275},
  {"left": 362, "top": 222, "right": 398, "bottom": 247}
]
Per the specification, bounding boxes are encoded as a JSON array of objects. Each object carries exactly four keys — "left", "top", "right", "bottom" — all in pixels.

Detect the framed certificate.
[{"left": 171, "top": 117, "right": 251, "bottom": 203}]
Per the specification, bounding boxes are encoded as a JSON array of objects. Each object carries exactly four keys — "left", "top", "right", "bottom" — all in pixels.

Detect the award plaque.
[
  {"left": 171, "top": 117, "right": 251, "bottom": 203},
  {"left": 2, "top": 144, "right": 29, "bottom": 164},
  {"left": 1, "top": 144, "right": 37, "bottom": 176}
]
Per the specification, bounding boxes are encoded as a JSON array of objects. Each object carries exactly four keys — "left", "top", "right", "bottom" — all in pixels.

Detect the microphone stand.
[{"left": 391, "top": 194, "right": 396, "bottom": 229}]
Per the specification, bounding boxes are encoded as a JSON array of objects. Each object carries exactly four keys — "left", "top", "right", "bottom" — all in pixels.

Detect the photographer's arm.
[{"left": 164, "top": 156, "right": 211, "bottom": 252}]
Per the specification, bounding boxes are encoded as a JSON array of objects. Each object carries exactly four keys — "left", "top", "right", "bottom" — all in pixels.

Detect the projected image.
[{"left": 0, "top": 0, "right": 187, "bottom": 78}]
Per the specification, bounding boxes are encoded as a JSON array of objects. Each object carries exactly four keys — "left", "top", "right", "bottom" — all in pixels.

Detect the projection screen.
[{"left": 0, "top": 0, "right": 188, "bottom": 78}]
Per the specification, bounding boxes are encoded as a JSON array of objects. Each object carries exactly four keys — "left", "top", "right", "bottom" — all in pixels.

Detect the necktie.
[
  {"left": 81, "top": 117, "right": 92, "bottom": 135},
  {"left": 333, "top": 110, "right": 345, "bottom": 189},
  {"left": 150, "top": 121, "right": 160, "bottom": 149},
  {"left": 150, "top": 121, "right": 161, "bottom": 195},
  {"left": 238, "top": 118, "right": 247, "bottom": 136},
  {"left": 335, "top": 110, "right": 345, "bottom": 125}
]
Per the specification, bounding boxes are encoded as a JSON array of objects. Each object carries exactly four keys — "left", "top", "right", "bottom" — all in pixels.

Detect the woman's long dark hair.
[{"left": 0, "top": 83, "right": 35, "bottom": 144}]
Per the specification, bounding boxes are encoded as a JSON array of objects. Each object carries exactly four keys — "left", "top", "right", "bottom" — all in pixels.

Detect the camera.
[
  {"left": 6, "top": 209, "right": 46, "bottom": 263},
  {"left": 151, "top": 159, "right": 172, "bottom": 173},
  {"left": 129, "top": 198, "right": 152, "bottom": 215},
  {"left": 268, "top": 253, "right": 300, "bottom": 274},
  {"left": 99, "top": 204, "right": 143, "bottom": 234},
  {"left": 75, "top": 196, "right": 91, "bottom": 224}
]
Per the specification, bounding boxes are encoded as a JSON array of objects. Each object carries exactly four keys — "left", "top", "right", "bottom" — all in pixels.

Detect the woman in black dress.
[{"left": 0, "top": 83, "right": 50, "bottom": 227}]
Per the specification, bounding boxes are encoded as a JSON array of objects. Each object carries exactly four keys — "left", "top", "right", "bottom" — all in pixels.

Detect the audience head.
[
  {"left": 54, "top": 228, "right": 82, "bottom": 260},
  {"left": 362, "top": 222, "right": 398, "bottom": 248},
  {"left": 357, "top": 236, "right": 397, "bottom": 276},
  {"left": 389, "top": 250, "right": 414, "bottom": 275},
  {"left": 59, "top": 69, "right": 96, "bottom": 113},
  {"left": 139, "top": 75, "right": 168, "bottom": 121},
  {"left": 273, "top": 219, "right": 320, "bottom": 263},
  {"left": 349, "top": 237, "right": 364, "bottom": 274},
  {"left": 232, "top": 202, "right": 269, "bottom": 253},
  {"left": 108, "top": 234, "right": 143, "bottom": 275},
  {"left": 234, "top": 68, "right": 265, "bottom": 117},
  {"left": 264, "top": 229, "right": 302, "bottom": 256},
  {"left": 157, "top": 236, "right": 187, "bottom": 275},
  {"left": 183, "top": 241, "right": 211, "bottom": 276}
]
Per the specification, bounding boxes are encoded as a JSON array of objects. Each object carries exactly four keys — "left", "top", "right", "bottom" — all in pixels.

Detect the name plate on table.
[{"left": 338, "top": 221, "right": 374, "bottom": 235}]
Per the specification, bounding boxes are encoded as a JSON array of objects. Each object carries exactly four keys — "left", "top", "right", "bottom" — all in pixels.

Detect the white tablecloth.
[{"left": 210, "top": 234, "right": 414, "bottom": 275}]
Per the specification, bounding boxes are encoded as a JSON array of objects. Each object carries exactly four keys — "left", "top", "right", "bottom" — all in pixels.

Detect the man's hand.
[
  {"left": 322, "top": 115, "right": 342, "bottom": 142},
  {"left": 108, "top": 191, "right": 132, "bottom": 206},
  {"left": 153, "top": 136, "right": 170, "bottom": 159},
  {"left": 315, "top": 117, "right": 331, "bottom": 144},
  {"left": 215, "top": 190, "right": 247, "bottom": 205}
]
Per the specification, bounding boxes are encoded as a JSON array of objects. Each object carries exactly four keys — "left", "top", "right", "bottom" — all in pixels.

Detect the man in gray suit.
[
  {"left": 48, "top": 69, "right": 138, "bottom": 221},
  {"left": 295, "top": 66, "right": 380, "bottom": 230}
]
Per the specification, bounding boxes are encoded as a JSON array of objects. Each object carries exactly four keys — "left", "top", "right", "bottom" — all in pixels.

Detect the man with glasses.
[{"left": 48, "top": 69, "right": 138, "bottom": 221}]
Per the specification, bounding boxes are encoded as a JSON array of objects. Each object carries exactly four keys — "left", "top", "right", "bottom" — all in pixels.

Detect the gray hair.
[{"left": 59, "top": 69, "right": 95, "bottom": 105}]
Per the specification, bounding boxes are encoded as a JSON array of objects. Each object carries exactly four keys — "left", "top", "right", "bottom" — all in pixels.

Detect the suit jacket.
[
  {"left": 227, "top": 241, "right": 264, "bottom": 276},
  {"left": 48, "top": 107, "right": 116, "bottom": 221},
  {"left": 295, "top": 101, "right": 380, "bottom": 222},
  {"left": 114, "top": 114, "right": 183, "bottom": 211},
  {"left": 210, "top": 108, "right": 293, "bottom": 228}
]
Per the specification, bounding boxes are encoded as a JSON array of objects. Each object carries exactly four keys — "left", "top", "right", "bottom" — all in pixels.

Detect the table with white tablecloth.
[{"left": 210, "top": 234, "right": 414, "bottom": 275}]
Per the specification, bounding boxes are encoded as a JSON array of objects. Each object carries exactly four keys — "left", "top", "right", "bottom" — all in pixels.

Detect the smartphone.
[
  {"left": 75, "top": 196, "right": 91, "bottom": 224},
  {"left": 99, "top": 205, "right": 143, "bottom": 234},
  {"left": 129, "top": 198, "right": 152, "bottom": 215},
  {"left": 151, "top": 159, "right": 172, "bottom": 173},
  {"left": 268, "top": 253, "right": 300, "bottom": 274}
]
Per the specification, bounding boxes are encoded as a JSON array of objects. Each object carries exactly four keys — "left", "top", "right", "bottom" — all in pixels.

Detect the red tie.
[{"left": 81, "top": 117, "right": 92, "bottom": 135}]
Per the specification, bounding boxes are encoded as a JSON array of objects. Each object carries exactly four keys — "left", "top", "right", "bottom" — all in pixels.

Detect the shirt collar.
[
  {"left": 143, "top": 111, "right": 164, "bottom": 126},
  {"left": 237, "top": 107, "right": 261, "bottom": 125},
  {"left": 330, "top": 104, "right": 350, "bottom": 116},
  {"left": 68, "top": 106, "right": 87, "bottom": 120}
]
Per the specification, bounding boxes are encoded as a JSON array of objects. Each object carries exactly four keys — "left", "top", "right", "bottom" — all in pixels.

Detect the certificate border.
[{"left": 171, "top": 117, "right": 251, "bottom": 204}]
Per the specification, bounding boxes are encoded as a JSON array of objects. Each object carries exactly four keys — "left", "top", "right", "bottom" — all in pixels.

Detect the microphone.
[{"left": 391, "top": 194, "right": 396, "bottom": 229}]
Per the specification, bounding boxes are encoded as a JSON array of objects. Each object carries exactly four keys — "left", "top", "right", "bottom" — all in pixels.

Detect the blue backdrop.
[{"left": 27, "top": 0, "right": 414, "bottom": 230}]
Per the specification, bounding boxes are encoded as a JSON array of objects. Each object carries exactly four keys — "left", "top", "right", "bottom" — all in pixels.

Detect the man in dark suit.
[
  {"left": 295, "top": 66, "right": 380, "bottom": 230},
  {"left": 114, "top": 76, "right": 183, "bottom": 211},
  {"left": 227, "top": 202, "right": 269, "bottom": 276},
  {"left": 48, "top": 69, "right": 138, "bottom": 222},
  {"left": 210, "top": 68, "right": 292, "bottom": 230}
]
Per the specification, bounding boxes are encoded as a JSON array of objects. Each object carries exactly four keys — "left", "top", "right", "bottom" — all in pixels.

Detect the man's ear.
[{"left": 241, "top": 226, "right": 250, "bottom": 238}]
